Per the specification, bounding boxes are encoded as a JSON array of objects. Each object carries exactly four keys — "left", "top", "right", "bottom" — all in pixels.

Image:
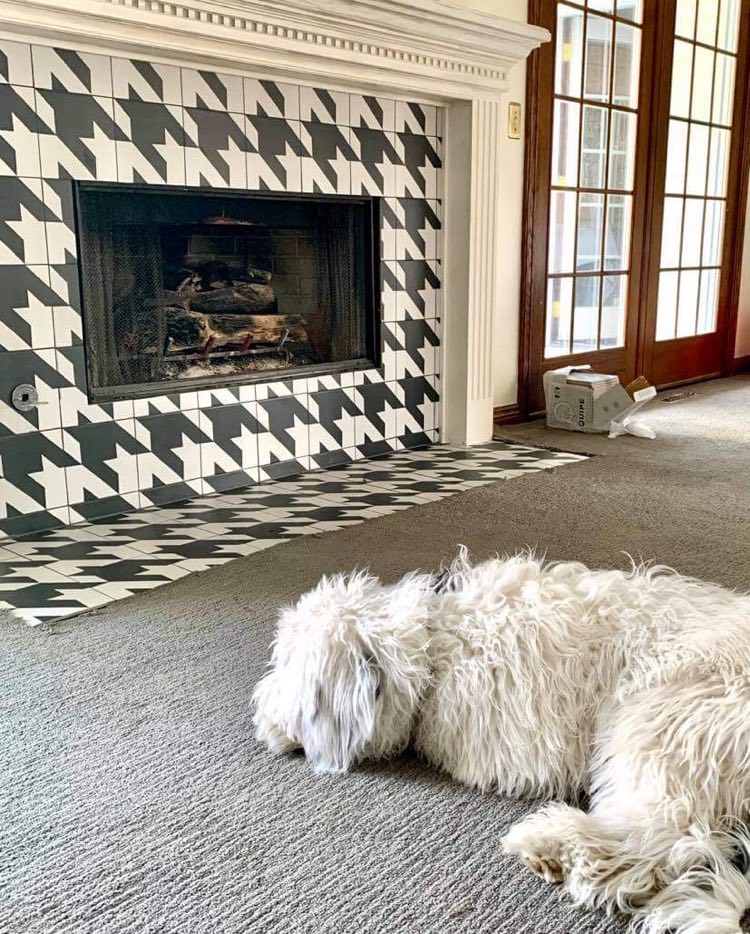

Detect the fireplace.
[{"left": 75, "top": 184, "right": 381, "bottom": 401}]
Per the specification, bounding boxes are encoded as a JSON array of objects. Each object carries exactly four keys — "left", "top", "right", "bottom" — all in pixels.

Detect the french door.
[{"left": 522, "top": 0, "right": 750, "bottom": 414}]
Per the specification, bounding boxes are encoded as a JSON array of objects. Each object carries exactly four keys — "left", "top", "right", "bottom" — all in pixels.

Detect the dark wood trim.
[
  {"left": 493, "top": 402, "right": 523, "bottom": 425},
  {"left": 517, "top": 0, "right": 543, "bottom": 421},
  {"left": 732, "top": 353, "right": 750, "bottom": 374}
]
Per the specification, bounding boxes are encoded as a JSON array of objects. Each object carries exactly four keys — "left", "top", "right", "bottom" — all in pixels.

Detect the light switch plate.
[{"left": 508, "top": 101, "right": 522, "bottom": 140}]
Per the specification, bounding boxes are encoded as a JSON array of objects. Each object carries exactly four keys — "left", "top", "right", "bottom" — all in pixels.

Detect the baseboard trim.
[
  {"left": 731, "top": 354, "right": 750, "bottom": 374},
  {"left": 493, "top": 403, "right": 523, "bottom": 425}
]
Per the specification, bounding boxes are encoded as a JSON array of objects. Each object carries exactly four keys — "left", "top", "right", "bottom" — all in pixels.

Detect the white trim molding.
[{"left": 0, "top": 0, "right": 550, "bottom": 446}]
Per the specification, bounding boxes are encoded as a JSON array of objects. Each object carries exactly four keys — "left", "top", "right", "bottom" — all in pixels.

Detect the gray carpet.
[{"left": 3, "top": 376, "right": 749, "bottom": 934}]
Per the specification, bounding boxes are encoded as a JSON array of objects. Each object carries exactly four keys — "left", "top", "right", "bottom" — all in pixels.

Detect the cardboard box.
[{"left": 543, "top": 366, "right": 656, "bottom": 433}]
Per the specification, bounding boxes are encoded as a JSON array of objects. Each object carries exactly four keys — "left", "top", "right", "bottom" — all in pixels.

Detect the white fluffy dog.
[{"left": 252, "top": 551, "right": 750, "bottom": 934}]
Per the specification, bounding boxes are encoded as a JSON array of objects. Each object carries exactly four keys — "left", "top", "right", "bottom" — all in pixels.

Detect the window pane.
[
  {"left": 577, "top": 193, "right": 604, "bottom": 272},
  {"left": 548, "top": 191, "right": 578, "bottom": 274},
  {"left": 604, "top": 194, "right": 632, "bottom": 270},
  {"left": 589, "top": 0, "right": 615, "bottom": 15},
  {"left": 717, "top": 0, "right": 740, "bottom": 52},
  {"left": 675, "top": 0, "right": 697, "bottom": 39},
  {"left": 707, "top": 127, "right": 730, "bottom": 197},
  {"left": 686, "top": 123, "right": 710, "bottom": 195},
  {"left": 584, "top": 16, "right": 613, "bottom": 102},
  {"left": 551, "top": 99, "right": 581, "bottom": 187},
  {"left": 661, "top": 197, "right": 684, "bottom": 267},
  {"left": 665, "top": 119, "right": 688, "bottom": 194},
  {"left": 670, "top": 41, "right": 693, "bottom": 118},
  {"left": 702, "top": 199, "right": 725, "bottom": 265},
  {"left": 616, "top": 0, "right": 642, "bottom": 24},
  {"left": 580, "top": 105, "right": 608, "bottom": 188},
  {"left": 697, "top": 268, "right": 719, "bottom": 333},
  {"left": 608, "top": 110, "right": 637, "bottom": 190},
  {"left": 691, "top": 46, "right": 715, "bottom": 123},
  {"left": 601, "top": 275, "right": 627, "bottom": 348},
  {"left": 613, "top": 23, "right": 640, "bottom": 108},
  {"left": 676, "top": 268, "right": 700, "bottom": 337},
  {"left": 573, "top": 276, "right": 601, "bottom": 353},
  {"left": 713, "top": 53, "right": 736, "bottom": 125},
  {"left": 681, "top": 199, "right": 704, "bottom": 267},
  {"left": 656, "top": 271, "right": 680, "bottom": 340},
  {"left": 555, "top": 5, "right": 585, "bottom": 98},
  {"left": 545, "top": 277, "right": 573, "bottom": 357},
  {"left": 696, "top": 0, "right": 719, "bottom": 45}
]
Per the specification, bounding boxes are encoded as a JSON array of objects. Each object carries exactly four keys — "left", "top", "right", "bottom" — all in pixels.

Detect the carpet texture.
[{"left": 2, "top": 376, "right": 749, "bottom": 934}]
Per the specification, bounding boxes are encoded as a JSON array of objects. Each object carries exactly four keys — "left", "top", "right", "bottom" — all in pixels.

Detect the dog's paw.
[{"left": 501, "top": 819, "right": 567, "bottom": 885}]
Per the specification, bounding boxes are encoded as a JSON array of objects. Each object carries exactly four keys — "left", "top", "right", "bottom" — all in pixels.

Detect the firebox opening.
[{"left": 75, "top": 183, "right": 381, "bottom": 401}]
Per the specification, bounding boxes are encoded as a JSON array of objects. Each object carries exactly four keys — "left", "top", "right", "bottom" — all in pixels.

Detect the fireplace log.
[
  {"left": 165, "top": 308, "right": 308, "bottom": 350},
  {"left": 186, "top": 284, "right": 278, "bottom": 316}
]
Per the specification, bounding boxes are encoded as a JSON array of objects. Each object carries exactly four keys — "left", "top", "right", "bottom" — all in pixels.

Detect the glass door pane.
[
  {"left": 544, "top": 1, "right": 642, "bottom": 358},
  {"left": 654, "top": 0, "right": 741, "bottom": 341}
]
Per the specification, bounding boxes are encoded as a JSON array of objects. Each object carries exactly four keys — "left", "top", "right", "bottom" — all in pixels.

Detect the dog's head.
[{"left": 252, "top": 570, "right": 433, "bottom": 773}]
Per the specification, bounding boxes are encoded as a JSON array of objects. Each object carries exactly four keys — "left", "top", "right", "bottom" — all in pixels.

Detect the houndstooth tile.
[
  {"left": 42, "top": 179, "right": 77, "bottom": 263},
  {"left": 111, "top": 58, "right": 182, "bottom": 104},
  {"left": 0, "top": 176, "right": 48, "bottom": 264},
  {"left": 0, "top": 85, "right": 44, "bottom": 177},
  {"left": 395, "top": 101, "right": 440, "bottom": 136},
  {"left": 300, "top": 121, "right": 353, "bottom": 194},
  {"left": 31, "top": 46, "right": 113, "bottom": 96},
  {"left": 350, "top": 126, "right": 399, "bottom": 196},
  {"left": 300, "top": 86, "right": 349, "bottom": 126},
  {"left": 134, "top": 409, "right": 207, "bottom": 490},
  {"left": 0, "top": 429, "right": 72, "bottom": 527},
  {"left": 246, "top": 115, "right": 303, "bottom": 191},
  {"left": 198, "top": 403, "right": 262, "bottom": 479},
  {"left": 244, "top": 78, "right": 300, "bottom": 120},
  {"left": 308, "top": 386, "right": 362, "bottom": 464},
  {"left": 251, "top": 386, "right": 312, "bottom": 480},
  {"left": 0, "top": 348, "right": 64, "bottom": 437},
  {"left": 397, "top": 198, "right": 441, "bottom": 261},
  {"left": 62, "top": 419, "right": 144, "bottom": 506},
  {"left": 350, "top": 94, "right": 396, "bottom": 132},
  {"left": 0, "top": 40, "right": 34, "bottom": 87},
  {"left": 113, "top": 98, "right": 186, "bottom": 184},
  {"left": 387, "top": 258, "right": 442, "bottom": 320},
  {"left": 184, "top": 107, "right": 248, "bottom": 188},
  {"left": 35, "top": 91, "right": 120, "bottom": 181},
  {"left": 394, "top": 132, "right": 441, "bottom": 199},
  {"left": 181, "top": 68, "right": 243, "bottom": 112},
  {"left": 0, "top": 265, "right": 59, "bottom": 352}
]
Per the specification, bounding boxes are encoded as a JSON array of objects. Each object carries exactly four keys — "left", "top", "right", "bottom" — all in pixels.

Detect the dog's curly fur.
[{"left": 252, "top": 551, "right": 750, "bottom": 934}]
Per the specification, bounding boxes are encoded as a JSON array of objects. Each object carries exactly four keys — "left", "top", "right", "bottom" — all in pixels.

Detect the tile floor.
[{"left": 0, "top": 442, "right": 585, "bottom": 626}]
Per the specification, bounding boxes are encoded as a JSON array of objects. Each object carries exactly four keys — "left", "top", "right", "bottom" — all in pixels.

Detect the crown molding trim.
[{"left": 0, "top": 0, "right": 549, "bottom": 100}]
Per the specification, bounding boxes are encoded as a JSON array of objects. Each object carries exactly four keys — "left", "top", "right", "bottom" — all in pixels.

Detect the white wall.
[{"left": 447, "top": 0, "right": 529, "bottom": 407}]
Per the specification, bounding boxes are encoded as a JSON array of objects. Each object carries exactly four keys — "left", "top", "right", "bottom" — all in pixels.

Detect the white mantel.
[{"left": 0, "top": 0, "right": 549, "bottom": 444}]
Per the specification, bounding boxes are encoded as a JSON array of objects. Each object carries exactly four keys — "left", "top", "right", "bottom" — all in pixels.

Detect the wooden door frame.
[{"left": 514, "top": 0, "right": 750, "bottom": 421}]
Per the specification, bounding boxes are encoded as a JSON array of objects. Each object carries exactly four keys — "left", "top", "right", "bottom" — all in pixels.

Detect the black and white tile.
[{"left": 0, "top": 443, "right": 585, "bottom": 626}]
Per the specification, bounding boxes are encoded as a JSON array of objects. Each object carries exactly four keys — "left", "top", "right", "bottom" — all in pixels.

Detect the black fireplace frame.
[{"left": 73, "top": 181, "right": 382, "bottom": 403}]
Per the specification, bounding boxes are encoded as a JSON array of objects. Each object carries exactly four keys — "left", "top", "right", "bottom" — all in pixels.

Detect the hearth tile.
[
  {"left": 197, "top": 387, "right": 244, "bottom": 407},
  {"left": 0, "top": 429, "right": 70, "bottom": 516},
  {"left": 0, "top": 349, "right": 65, "bottom": 437},
  {"left": 396, "top": 198, "right": 441, "bottom": 261},
  {"left": 349, "top": 95, "right": 396, "bottom": 132},
  {"left": 394, "top": 133, "right": 441, "bottom": 199},
  {"left": 0, "top": 505, "right": 71, "bottom": 541},
  {"left": 252, "top": 391, "right": 312, "bottom": 469},
  {"left": 396, "top": 373, "right": 441, "bottom": 440},
  {"left": 113, "top": 99, "right": 186, "bottom": 185},
  {"left": 0, "top": 85, "right": 43, "bottom": 177},
  {"left": 0, "top": 265, "right": 59, "bottom": 352},
  {"left": 245, "top": 115, "right": 303, "bottom": 192},
  {"left": 300, "top": 122, "right": 353, "bottom": 195},
  {"left": 309, "top": 447, "right": 363, "bottom": 471},
  {"left": 244, "top": 79, "right": 300, "bottom": 120},
  {"left": 138, "top": 478, "right": 206, "bottom": 509},
  {"left": 0, "top": 40, "right": 34, "bottom": 88},
  {"left": 395, "top": 101, "right": 440, "bottom": 137},
  {"left": 181, "top": 68, "right": 243, "bottom": 113},
  {"left": 299, "top": 86, "right": 350, "bottom": 126},
  {"left": 349, "top": 127, "right": 399, "bottom": 197},
  {"left": 184, "top": 107, "right": 248, "bottom": 188},
  {"left": 67, "top": 492, "right": 142, "bottom": 524},
  {"left": 31, "top": 46, "right": 113, "bottom": 97},
  {"left": 198, "top": 402, "right": 261, "bottom": 473},
  {"left": 308, "top": 386, "right": 362, "bottom": 456},
  {"left": 257, "top": 457, "right": 310, "bottom": 483},
  {"left": 62, "top": 419, "right": 144, "bottom": 503},
  {"left": 35, "top": 91, "right": 119, "bottom": 181},
  {"left": 202, "top": 468, "right": 260, "bottom": 495},
  {"left": 394, "top": 317, "right": 441, "bottom": 379},
  {"left": 111, "top": 58, "right": 181, "bottom": 105},
  {"left": 47, "top": 262, "right": 81, "bottom": 311},
  {"left": 41, "top": 178, "right": 77, "bottom": 262},
  {"left": 133, "top": 393, "right": 200, "bottom": 417},
  {"left": 55, "top": 346, "right": 135, "bottom": 426},
  {"left": 380, "top": 197, "right": 401, "bottom": 261},
  {"left": 390, "top": 257, "right": 441, "bottom": 318},
  {"left": 354, "top": 377, "right": 400, "bottom": 439},
  {"left": 0, "top": 176, "right": 48, "bottom": 265},
  {"left": 135, "top": 410, "right": 207, "bottom": 488}
]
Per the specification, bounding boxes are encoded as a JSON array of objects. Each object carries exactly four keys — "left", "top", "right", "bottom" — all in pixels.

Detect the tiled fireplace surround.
[{"left": 0, "top": 41, "right": 444, "bottom": 538}]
